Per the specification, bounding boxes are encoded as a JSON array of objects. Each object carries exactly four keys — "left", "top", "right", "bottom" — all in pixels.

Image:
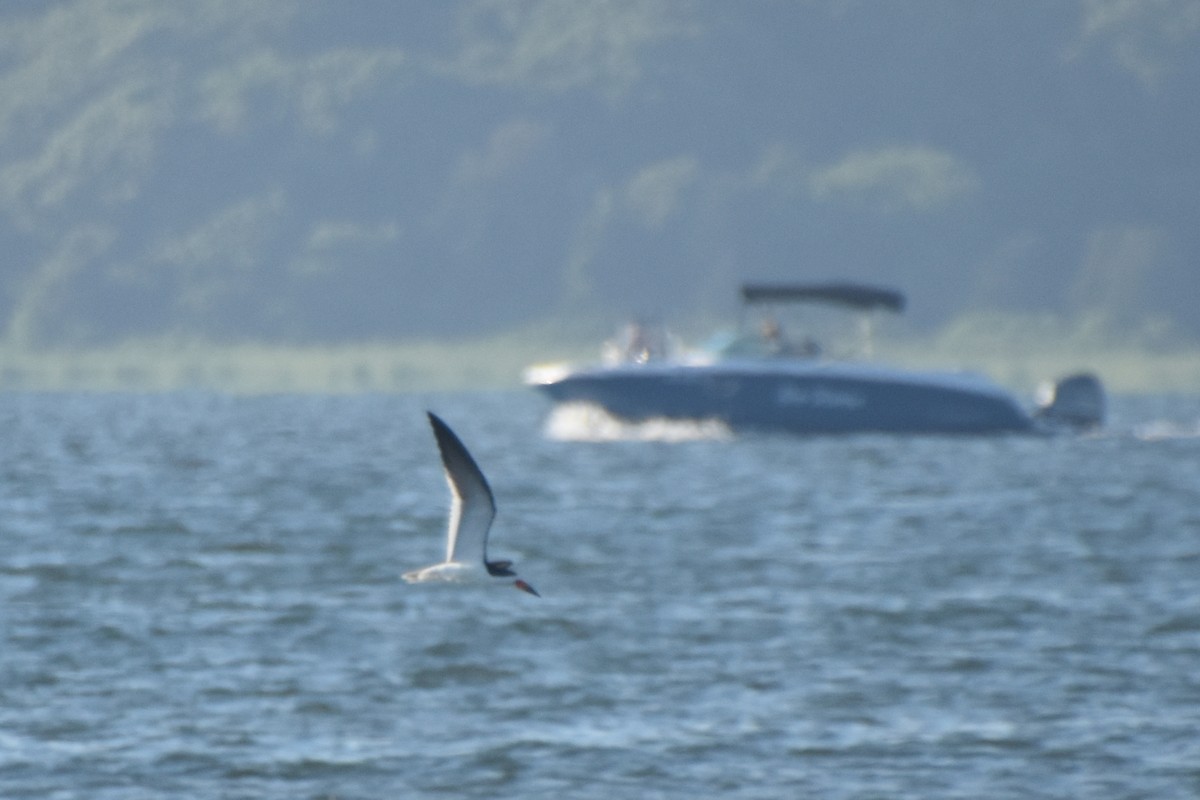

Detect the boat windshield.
[
  {"left": 707, "top": 320, "right": 824, "bottom": 359},
  {"left": 717, "top": 282, "right": 905, "bottom": 361}
]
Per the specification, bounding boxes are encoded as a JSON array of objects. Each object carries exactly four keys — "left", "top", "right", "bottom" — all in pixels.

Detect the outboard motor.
[{"left": 1034, "top": 372, "right": 1105, "bottom": 431}]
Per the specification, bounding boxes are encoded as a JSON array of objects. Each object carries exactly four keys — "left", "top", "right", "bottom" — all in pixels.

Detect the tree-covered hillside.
[{"left": 2, "top": 1, "right": 1197, "bottom": 347}]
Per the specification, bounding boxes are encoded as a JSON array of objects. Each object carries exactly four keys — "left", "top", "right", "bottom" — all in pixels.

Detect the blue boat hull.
[{"left": 529, "top": 361, "right": 1035, "bottom": 435}]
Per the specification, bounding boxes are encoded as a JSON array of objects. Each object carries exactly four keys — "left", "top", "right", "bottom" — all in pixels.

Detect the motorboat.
[{"left": 524, "top": 283, "right": 1104, "bottom": 435}]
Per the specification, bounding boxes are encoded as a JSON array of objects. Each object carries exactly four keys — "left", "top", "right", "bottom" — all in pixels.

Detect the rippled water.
[{"left": 2, "top": 391, "right": 1199, "bottom": 799}]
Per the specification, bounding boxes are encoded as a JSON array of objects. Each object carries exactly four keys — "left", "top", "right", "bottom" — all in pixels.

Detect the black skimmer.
[{"left": 402, "top": 412, "right": 539, "bottom": 596}]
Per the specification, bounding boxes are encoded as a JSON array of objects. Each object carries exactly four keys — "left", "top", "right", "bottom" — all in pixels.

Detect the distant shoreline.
[
  {"left": 1, "top": 336, "right": 1196, "bottom": 394},
  {"left": 0, "top": 339, "right": 569, "bottom": 394}
]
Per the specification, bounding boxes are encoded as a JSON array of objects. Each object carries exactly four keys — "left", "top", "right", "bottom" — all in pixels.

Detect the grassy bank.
[
  {"left": 0, "top": 336, "right": 592, "bottom": 394},
  {"left": 882, "top": 343, "right": 1200, "bottom": 396},
  {"left": 1, "top": 315, "right": 1197, "bottom": 394},
  {"left": 880, "top": 312, "right": 1200, "bottom": 395}
]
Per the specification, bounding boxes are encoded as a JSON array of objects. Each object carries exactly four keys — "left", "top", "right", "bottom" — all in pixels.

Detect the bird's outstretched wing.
[{"left": 427, "top": 412, "right": 497, "bottom": 565}]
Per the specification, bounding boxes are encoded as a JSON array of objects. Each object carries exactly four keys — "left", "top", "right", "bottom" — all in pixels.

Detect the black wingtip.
[
  {"left": 426, "top": 411, "right": 453, "bottom": 450},
  {"left": 427, "top": 411, "right": 457, "bottom": 445},
  {"left": 426, "top": 411, "right": 492, "bottom": 496}
]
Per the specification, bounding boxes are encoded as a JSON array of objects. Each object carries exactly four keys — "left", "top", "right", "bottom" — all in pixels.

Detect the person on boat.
[
  {"left": 760, "top": 317, "right": 820, "bottom": 358},
  {"left": 761, "top": 317, "right": 785, "bottom": 353},
  {"left": 616, "top": 320, "right": 669, "bottom": 364}
]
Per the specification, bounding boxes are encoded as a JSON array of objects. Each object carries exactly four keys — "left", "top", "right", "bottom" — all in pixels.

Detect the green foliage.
[{"left": 1, "top": 311, "right": 1197, "bottom": 393}]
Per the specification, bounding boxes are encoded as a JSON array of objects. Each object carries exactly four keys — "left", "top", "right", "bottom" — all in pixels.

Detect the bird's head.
[{"left": 513, "top": 579, "right": 540, "bottom": 597}]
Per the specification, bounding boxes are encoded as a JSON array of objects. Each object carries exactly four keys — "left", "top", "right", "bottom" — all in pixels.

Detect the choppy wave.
[{"left": 2, "top": 391, "right": 1198, "bottom": 799}]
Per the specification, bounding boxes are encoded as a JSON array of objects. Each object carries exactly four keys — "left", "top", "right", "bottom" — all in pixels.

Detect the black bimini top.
[{"left": 740, "top": 282, "right": 906, "bottom": 313}]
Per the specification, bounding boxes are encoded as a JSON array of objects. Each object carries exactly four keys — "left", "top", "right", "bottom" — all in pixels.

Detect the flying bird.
[{"left": 402, "top": 412, "right": 539, "bottom": 596}]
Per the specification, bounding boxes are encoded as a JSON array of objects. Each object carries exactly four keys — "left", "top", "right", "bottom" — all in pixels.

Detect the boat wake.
[
  {"left": 1133, "top": 418, "right": 1200, "bottom": 441},
  {"left": 543, "top": 402, "right": 732, "bottom": 442}
]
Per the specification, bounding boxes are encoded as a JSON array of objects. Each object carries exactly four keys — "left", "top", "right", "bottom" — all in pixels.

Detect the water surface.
[{"left": 2, "top": 392, "right": 1198, "bottom": 798}]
